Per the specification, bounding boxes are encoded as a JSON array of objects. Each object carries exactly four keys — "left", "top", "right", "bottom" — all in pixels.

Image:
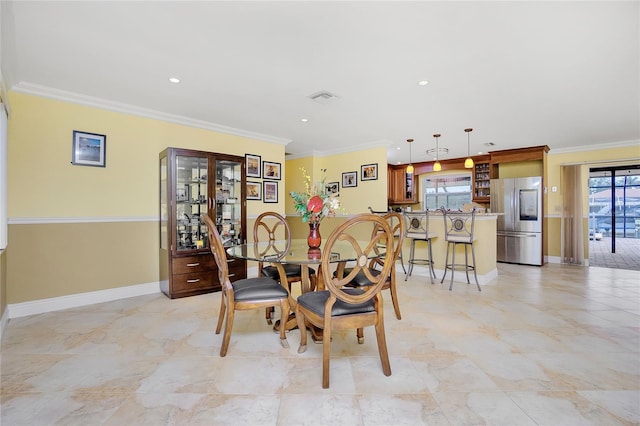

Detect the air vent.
[{"left": 308, "top": 90, "right": 340, "bottom": 104}]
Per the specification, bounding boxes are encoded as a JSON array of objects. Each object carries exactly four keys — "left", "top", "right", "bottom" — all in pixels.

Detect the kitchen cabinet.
[
  {"left": 388, "top": 165, "right": 417, "bottom": 204},
  {"left": 473, "top": 158, "right": 491, "bottom": 203},
  {"left": 159, "top": 147, "right": 247, "bottom": 299}
]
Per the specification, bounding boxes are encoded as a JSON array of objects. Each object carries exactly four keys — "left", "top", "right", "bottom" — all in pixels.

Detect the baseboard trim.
[
  {"left": 406, "top": 265, "right": 498, "bottom": 286},
  {"left": 7, "top": 281, "right": 161, "bottom": 319}
]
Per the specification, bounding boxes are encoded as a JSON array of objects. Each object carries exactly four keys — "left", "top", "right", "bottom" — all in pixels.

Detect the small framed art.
[
  {"left": 263, "top": 181, "right": 278, "bottom": 203},
  {"left": 361, "top": 163, "right": 378, "bottom": 181},
  {"left": 246, "top": 154, "right": 261, "bottom": 178},
  {"left": 72, "top": 130, "right": 106, "bottom": 167},
  {"left": 342, "top": 171, "right": 357, "bottom": 188},
  {"left": 263, "top": 161, "right": 281, "bottom": 180},
  {"left": 247, "top": 181, "right": 262, "bottom": 200},
  {"left": 326, "top": 181, "right": 339, "bottom": 196}
]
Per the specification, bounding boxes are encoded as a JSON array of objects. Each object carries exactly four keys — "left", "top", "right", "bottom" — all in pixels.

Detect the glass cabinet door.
[
  {"left": 215, "top": 159, "right": 243, "bottom": 247},
  {"left": 175, "top": 154, "right": 209, "bottom": 252}
]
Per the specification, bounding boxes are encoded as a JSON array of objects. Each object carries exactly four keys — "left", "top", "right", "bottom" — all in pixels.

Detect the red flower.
[{"left": 307, "top": 195, "right": 324, "bottom": 213}]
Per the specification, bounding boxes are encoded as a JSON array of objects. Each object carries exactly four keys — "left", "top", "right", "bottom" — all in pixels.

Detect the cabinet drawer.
[
  {"left": 173, "top": 255, "right": 215, "bottom": 275},
  {"left": 171, "top": 271, "right": 215, "bottom": 292},
  {"left": 228, "top": 260, "right": 247, "bottom": 281}
]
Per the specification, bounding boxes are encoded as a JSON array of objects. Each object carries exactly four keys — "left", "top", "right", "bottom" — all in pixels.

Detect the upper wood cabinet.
[
  {"left": 388, "top": 165, "right": 417, "bottom": 204},
  {"left": 472, "top": 155, "right": 491, "bottom": 203}
]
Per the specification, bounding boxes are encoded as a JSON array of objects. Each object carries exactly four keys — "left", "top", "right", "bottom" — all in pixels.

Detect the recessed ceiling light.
[
  {"left": 396, "top": 146, "right": 401, "bottom": 150},
  {"left": 417, "top": 80, "right": 429, "bottom": 86},
  {"left": 300, "top": 118, "right": 309, "bottom": 122},
  {"left": 168, "top": 77, "right": 181, "bottom": 83}
]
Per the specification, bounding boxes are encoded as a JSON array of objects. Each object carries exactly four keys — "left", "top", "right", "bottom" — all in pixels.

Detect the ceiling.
[{"left": 1, "top": 1, "right": 638, "bottom": 165}]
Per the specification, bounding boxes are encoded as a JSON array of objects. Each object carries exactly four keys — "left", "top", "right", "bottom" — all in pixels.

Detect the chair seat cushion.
[
  {"left": 337, "top": 267, "right": 383, "bottom": 287},
  {"left": 261, "top": 264, "right": 316, "bottom": 280},
  {"left": 232, "top": 277, "right": 289, "bottom": 301},
  {"left": 297, "top": 289, "right": 374, "bottom": 316}
]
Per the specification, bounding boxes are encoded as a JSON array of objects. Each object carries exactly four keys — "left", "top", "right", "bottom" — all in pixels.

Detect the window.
[{"left": 423, "top": 174, "right": 472, "bottom": 210}]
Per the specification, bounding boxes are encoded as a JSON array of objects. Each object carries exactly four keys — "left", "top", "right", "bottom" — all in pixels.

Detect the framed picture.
[
  {"left": 263, "top": 180, "right": 278, "bottom": 203},
  {"left": 245, "top": 153, "right": 261, "bottom": 178},
  {"left": 326, "top": 181, "right": 339, "bottom": 197},
  {"left": 361, "top": 163, "right": 378, "bottom": 181},
  {"left": 71, "top": 130, "right": 106, "bottom": 167},
  {"left": 176, "top": 186, "right": 189, "bottom": 202},
  {"left": 342, "top": 171, "right": 357, "bottom": 188},
  {"left": 246, "top": 181, "right": 262, "bottom": 200},
  {"left": 263, "top": 161, "right": 281, "bottom": 180}
]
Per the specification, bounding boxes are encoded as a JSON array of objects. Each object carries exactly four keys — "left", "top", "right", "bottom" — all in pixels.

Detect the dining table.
[{"left": 226, "top": 238, "right": 386, "bottom": 342}]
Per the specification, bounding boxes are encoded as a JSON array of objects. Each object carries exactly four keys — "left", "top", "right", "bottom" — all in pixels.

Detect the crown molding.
[
  {"left": 549, "top": 139, "right": 639, "bottom": 155},
  {"left": 286, "top": 139, "right": 393, "bottom": 160},
  {"left": 11, "top": 82, "right": 291, "bottom": 146}
]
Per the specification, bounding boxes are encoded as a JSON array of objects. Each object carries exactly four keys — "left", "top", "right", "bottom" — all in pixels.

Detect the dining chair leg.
[
  {"left": 265, "top": 307, "right": 274, "bottom": 325},
  {"left": 279, "top": 299, "right": 290, "bottom": 348},
  {"left": 389, "top": 278, "right": 402, "bottom": 320},
  {"left": 219, "top": 307, "right": 235, "bottom": 357},
  {"left": 215, "top": 296, "right": 226, "bottom": 334},
  {"left": 356, "top": 327, "right": 364, "bottom": 344},
  {"left": 322, "top": 326, "right": 332, "bottom": 389},
  {"left": 295, "top": 305, "right": 308, "bottom": 353},
  {"left": 374, "top": 315, "right": 392, "bottom": 377}
]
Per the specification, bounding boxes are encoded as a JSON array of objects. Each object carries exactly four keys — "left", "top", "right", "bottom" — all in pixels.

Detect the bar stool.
[
  {"left": 403, "top": 210, "right": 437, "bottom": 283},
  {"left": 441, "top": 209, "right": 481, "bottom": 291}
]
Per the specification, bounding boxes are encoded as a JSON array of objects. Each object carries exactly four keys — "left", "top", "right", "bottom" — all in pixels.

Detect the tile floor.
[
  {"left": 1, "top": 263, "right": 639, "bottom": 425},
  {"left": 589, "top": 237, "right": 640, "bottom": 272}
]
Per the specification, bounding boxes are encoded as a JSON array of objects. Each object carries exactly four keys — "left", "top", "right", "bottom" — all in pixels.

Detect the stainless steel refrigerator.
[{"left": 490, "top": 176, "right": 543, "bottom": 266}]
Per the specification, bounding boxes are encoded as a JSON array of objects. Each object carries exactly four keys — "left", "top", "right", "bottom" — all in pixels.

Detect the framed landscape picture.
[
  {"left": 247, "top": 181, "right": 262, "bottom": 200},
  {"left": 342, "top": 171, "right": 357, "bottom": 188},
  {"left": 263, "top": 161, "right": 281, "bottom": 180},
  {"left": 246, "top": 154, "right": 261, "bottom": 178},
  {"left": 361, "top": 163, "right": 378, "bottom": 181},
  {"left": 71, "top": 130, "right": 106, "bottom": 167},
  {"left": 263, "top": 180, "right": 278, "bottom": 203},
  {"left": 326, "top": 181, "right": 339, "bottom": 196}
]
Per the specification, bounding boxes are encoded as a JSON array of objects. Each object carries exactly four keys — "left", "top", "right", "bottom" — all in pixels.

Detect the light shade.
[
  {"left": 406, "top": 164, "right": 414, "bottom": 174},
  {"left": 464, "top": 157, "right": 474, "bottom": 168},
  {"left": 433, "top": 161, "right": 442, "bottom": 172}
]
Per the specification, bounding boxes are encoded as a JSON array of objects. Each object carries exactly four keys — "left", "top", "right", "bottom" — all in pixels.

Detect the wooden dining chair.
[
  {"left": 203, "top": 215, "right": 290, "bottom": 356},
  {"left": 295, "top": 213, "right": 395, "bottom": 388},
  {"left": 253, "top": 211, "right": 316, "bottom": 324},
  {"left": 340, "top": 211, "right": 406, "bottom": 320}
]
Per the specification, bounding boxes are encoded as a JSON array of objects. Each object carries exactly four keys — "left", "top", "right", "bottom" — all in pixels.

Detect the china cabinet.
[{"left": 159, "top": 148, "right": 247, "bottom": 299}]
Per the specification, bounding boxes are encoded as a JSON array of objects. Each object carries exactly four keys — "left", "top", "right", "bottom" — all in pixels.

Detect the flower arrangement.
[{"left": 290, "top": 168, "right": 340, "bottom": 224}]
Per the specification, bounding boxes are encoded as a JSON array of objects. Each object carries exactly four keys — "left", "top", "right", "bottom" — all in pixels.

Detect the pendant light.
[
  {"left": 464, "top": 128, "right": 474, "bottom": 169},
  {"left": 406, "top": 138, "right": 414, "bottom": 174},
  {"left": 433, "top": 133, "right": 442, "bottom": 172}
]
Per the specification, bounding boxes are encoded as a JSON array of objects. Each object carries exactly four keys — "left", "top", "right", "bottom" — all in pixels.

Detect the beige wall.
[
  {"left": 6, "top": 92, "right": 286, "bottom": 304},
  {"left": 4, "top": 90, "right": 638, "bottom": 307},
  {"left": 545, "top": 145, "right": 639, "bottom": 259},
  {"left": 285, "top": 147, "right": 389, "bottom": 224}
]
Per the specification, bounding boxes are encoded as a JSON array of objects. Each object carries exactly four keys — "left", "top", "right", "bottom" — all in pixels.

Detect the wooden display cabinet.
[
  {"left": 388, "top": 165, "right": 417, "bottom": 204},
  {"left": 472, "top": 156, "right": 492, "bottom": 203},
  {"left": 159, "top": 148, "right": 247, "bottom": 299}
]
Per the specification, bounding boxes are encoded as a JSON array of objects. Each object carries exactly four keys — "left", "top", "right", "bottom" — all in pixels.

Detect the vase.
[{"left": 307, "top": 221, "right": 321, "bottom": 249}]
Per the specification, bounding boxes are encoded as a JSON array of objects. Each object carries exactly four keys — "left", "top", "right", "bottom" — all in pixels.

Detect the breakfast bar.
[{"left": 407, "top": 211, "right": 498, "bottom": 286}]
